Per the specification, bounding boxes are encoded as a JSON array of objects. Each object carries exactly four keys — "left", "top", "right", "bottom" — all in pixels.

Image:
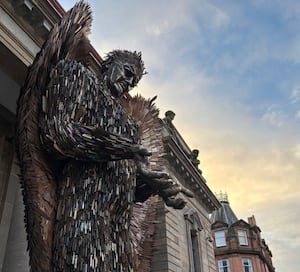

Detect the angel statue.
[{"left": 15, "top": 1, "right": 192, "bottom": 271}]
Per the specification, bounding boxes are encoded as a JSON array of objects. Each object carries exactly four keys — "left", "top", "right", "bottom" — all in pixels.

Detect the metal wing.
[
  {"left": 122, "top": 94, "right": 162, "bottom": 272},
  {"left": 123, "top": 94, "right": 194, "bottom": 271},
  {"left": 15, "top": 2, "right": 92, "bottom": 271}
]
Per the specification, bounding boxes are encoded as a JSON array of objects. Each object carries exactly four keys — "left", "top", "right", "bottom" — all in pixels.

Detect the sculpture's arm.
[
  {"left": 41, "top": 60, "right": 149, "bottom": 161},
  {"left": 42, "top": 119, "right": 149, "bottom": 161},
  {"left": 135, "top": 161, "right": 194, "bottom": 209}
]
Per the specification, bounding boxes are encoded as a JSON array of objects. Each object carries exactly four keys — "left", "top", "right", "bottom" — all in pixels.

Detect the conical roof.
[{"left": 211, "top": 193, "right": 238, "bottom": 225}]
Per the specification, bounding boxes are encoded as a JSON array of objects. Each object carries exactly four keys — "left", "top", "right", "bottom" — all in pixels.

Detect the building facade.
[
  {"left": 150, "top": 112, "right": 220, "bottom": 272},
  {"left": 211, "top": 193, "right": 275, "bottom": 272},
  {"left": 0, "top": 1, "right": 220, "bottom": 271}
]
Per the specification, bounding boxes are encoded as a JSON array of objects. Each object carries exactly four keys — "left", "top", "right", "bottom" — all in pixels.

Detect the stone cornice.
[
  {"left": 163, "top": 132, "right": 220, "bottom": 213},
  {"left": 1, "top": 0, "right": 52, "bottom": 47},
  {"left": 0, "top": 6, "right": 38, "bottom": 66},
  {"left": 1, "top": 0, "right": 103, "bottom": 70}
]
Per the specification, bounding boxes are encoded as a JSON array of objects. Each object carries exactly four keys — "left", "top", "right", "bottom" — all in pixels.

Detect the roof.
[{"left": 211, "top": 200, "right": 238, "bottom": 225}]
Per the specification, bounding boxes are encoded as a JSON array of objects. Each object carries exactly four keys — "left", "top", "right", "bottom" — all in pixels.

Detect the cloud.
[
  {"left": 261, "top": 105, "right": 285, "bottom": 127},
  {"left": 57, "top": 1, "right": 300, "bottom": 271},
  {"left": 295, "top": 110, "right": 300, "bottom": 121},
  {"left": 192, "top": 1, "right": 231, "bottom": 29},
  {"left": 290, "top": 87, "right": 300, "bottom": 103},
  {"left": 292, "top": 144, "right": 300, "bottom": 158},
  {"left": 145, "top": 21, "right": 170, "bottom": 37},
  {"left": 195, "top": 126, "right": 300, "bottom": 272}
]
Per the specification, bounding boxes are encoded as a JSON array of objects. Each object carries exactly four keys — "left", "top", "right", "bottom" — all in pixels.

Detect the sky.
[{"left": 59, "top": 1, "right": 300, "bottom": 271}]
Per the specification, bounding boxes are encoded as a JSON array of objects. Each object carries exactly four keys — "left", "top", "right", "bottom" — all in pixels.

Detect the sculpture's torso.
[
  {"left": 41, "top": 60, "right": 138, "bottom": 271},
  {"left": 54, "top": 160, "right": 135, "bottom": 271}
]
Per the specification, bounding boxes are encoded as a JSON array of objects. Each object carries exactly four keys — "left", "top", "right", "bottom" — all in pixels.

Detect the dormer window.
[
  {"left": 215, "top": 230, "right": 226, "bottom": 247},
  {"left": 238, "top": 230, "right": 248, "bottom": 246}
]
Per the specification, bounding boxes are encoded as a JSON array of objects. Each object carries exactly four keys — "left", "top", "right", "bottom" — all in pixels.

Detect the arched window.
[{"left": 184, "top": 210, "right": 203, "bottom": 272}]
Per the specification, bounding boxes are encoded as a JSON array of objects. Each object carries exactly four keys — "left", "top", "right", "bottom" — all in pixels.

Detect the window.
[
  {"left": 191, "top": 230, "right": 201, "bottom": 272},
  {"left": 184, "top": 210, "right": 203, "bottom": 272},
  {"left": 242, "top": 258, "right": 253, "bottom": 272},
  {"left": 238, "top": 230, "right": 248, "bottom": 245},
  {"left": 215, "top": 231, "right": 226, "bottom": 247},
  {"left": 218, "top": 259, "right": 230, "bottom": 272}
]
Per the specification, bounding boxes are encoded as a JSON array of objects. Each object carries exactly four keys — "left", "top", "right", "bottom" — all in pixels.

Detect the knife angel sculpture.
[{"left": 16, "top": 1, "right": 192, "bottom": 271}]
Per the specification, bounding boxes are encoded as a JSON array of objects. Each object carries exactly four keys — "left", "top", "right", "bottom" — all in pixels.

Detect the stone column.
[
  {"left": 2, "top": 175, "right": 29, "bottom": 272},
  {"left": 0, "top": 162, "right": 17, "bottom": 271}
]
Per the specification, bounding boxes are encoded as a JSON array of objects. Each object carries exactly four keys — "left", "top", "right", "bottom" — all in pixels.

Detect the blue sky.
[{"left": 59, "top": 1, "right": 300, "bottom": 271}]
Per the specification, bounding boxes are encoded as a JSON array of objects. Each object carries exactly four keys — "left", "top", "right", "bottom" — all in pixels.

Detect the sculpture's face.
[
  {"left": 102, "top": 50, "right": 144, "bottom": 98},
  {"left": 106, "top": 59, "right": 142, "bottom": 98}
]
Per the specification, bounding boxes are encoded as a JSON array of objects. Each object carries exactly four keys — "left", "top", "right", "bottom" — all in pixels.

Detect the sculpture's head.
[{"left": 101, "top": 50, "right": 146, "bottom": 98}]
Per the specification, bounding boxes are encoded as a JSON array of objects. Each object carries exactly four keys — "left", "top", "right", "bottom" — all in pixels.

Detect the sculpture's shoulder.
[
  {"left": 49, "top": 59, "right": 98, "bottom": 90},
  {"left": 45, "top": 59, "right": 139, "bottom": 141},
  {"left": 45, "top": 59, "right": 103, "bottom": 114}
]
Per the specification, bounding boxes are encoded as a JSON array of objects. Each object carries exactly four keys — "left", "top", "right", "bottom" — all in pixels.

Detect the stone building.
[
  {"left": 0, "top": 1, "right": 220, "bottom": 271},
  {"left": 211, "top": 193, "right": 275, "bottom": 272},
  {"left": 149, "top": 111, "right": 220, "bottom": 272}
]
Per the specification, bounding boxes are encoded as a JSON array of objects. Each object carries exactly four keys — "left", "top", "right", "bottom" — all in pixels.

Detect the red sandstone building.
[{"left": 211, "top": 193, "right": 275, "bottom": 272}]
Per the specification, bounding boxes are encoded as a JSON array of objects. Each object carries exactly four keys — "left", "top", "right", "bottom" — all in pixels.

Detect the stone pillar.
[
  {"left": 0, "top": 162, "right": 17, "bottom": 271},
  {"left": 2, "top": 179, "right": 29, "bottom": 272}
]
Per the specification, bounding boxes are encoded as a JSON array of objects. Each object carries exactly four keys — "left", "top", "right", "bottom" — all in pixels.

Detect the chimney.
[{"left": 248, "top": 215, "right": 256, "bottom": 226}]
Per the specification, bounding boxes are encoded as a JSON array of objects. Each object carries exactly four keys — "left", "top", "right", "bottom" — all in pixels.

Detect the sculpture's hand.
[
  {"left": 135, "top": 160, "right": 169, "bottom": 178},
  {"left": 136, "top": 162, "right": 194, "bottom": 209},
  {"left": 132, "top": 145, "right": 152, "bottom": 162},
  {"left": 159, "top": 184, "right": 194, "bottom": 198},
  {"left": 164, "top": 197, "right": 187, "bottom": 209},
  {"left": 159, "top": 183, "right": 194, "bottom": 209}
]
